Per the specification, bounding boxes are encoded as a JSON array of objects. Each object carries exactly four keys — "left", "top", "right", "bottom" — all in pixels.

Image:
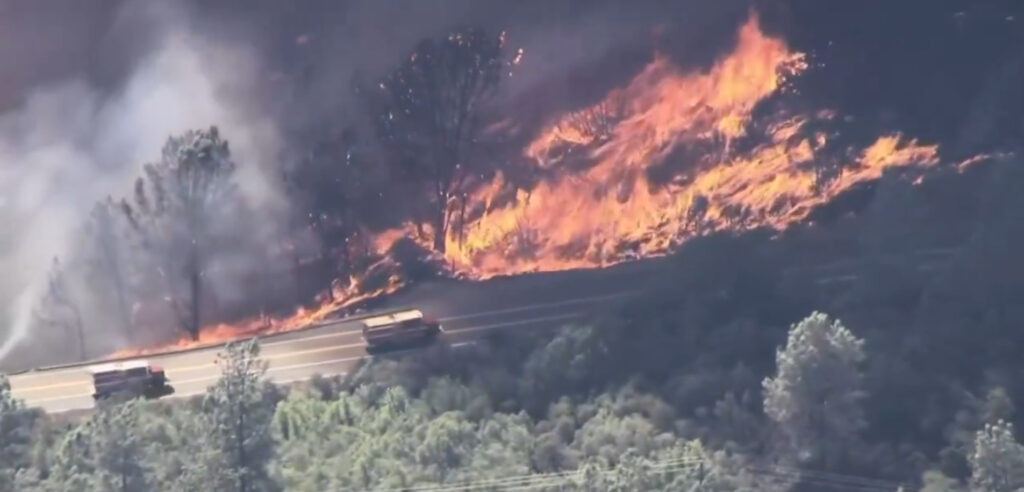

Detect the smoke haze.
[
  {"left": 1, "top": 0, "right": 1020, "bottom": 368},
  {"left": 0, "top": 0, "right": 288, "bottom": 364},
  {"left": 0, "top": 0, "right": 757, "bottom": 366}
]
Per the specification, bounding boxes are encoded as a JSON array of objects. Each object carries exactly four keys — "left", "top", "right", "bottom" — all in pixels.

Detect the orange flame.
[
  {"left": 110, "top": 13, "right": 958, "bottom": 358},
  {"left": 389, "top": 15, "right": 941, "bottom": 278},
  {"left": 110, "top": 271, "right": 402, "bottom": 358}
]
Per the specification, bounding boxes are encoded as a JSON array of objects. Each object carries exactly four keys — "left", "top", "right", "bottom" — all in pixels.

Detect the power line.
[
  {"left": 376, "top": 455, "right": 906, "bottom": 492},
  {"left": 501, "top": 462, "right": 704, "bottom": 492},
  {"left": 388, "top": 458, "right": 703, "bottom": 492},
  {"left": 438, "top": 460, "right": 705, "bottom": 492},
  {"left": 500, "top": 463, "right": 900, "bottom": 492}
]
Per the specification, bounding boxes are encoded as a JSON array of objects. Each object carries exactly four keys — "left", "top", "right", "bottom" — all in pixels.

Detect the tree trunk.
[
  {"left": 291, "top": 245, "right": 302, "bottom": 306},
  {"left": 237, "top": 403, "right": 248, "bottom": 492},
  {"left": 458, "top": 193, "right": 467, "bottom": 248},
  {"left": 323, "top": 255, "right": 335, "bottom": 303},
  {"left": 71, "top": 304, "right": 86, "bottom": 361},
  {"left": 189, "top": 256, "right": 201, "bottom": 341},
  {"left": 104, "top": 247, "right": 134, "bottom": 342},
  {"left": 339, "top": 222, "right": 351, "bottom": 277},
  {"left": 433, "top": 201, "right": 447, "bottom": 253},
  {"left": 113, "top": 278, "right": 132, "bottom": 343},
  {"left": 260, "top": 256, "right": 271, "bottom": 325}
]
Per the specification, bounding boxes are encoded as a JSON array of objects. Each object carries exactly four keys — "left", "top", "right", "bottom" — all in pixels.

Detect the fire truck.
[
  {"left": 88, "top": 360, "right": 170, "bottom": 400},
  {"left": 361, "top": 309, "right": 443, "bottom": 351}
]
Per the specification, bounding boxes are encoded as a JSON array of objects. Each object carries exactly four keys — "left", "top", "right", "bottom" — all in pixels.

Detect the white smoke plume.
[
  {"left": 0, "top": 0, "right": 760, "bottom": 369},
  {"left": 0, "top": 1, "right": 286, "bottom": 367}
]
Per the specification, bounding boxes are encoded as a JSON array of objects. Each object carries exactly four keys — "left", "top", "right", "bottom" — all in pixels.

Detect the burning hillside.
[
  {"left": 110, "top": 13, "right": 960, "bottom": 357},
  {"left": 110, "top": 257, "right": 407, "bottom": 357},
  {"left": 387, "top": 15, "right": 941, "bottom": 277}
]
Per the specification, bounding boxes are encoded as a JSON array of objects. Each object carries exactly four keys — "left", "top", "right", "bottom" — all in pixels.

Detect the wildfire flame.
[
  {"left": 110, "top": 271, "right": 403, "bottom": 358},
  {"left": 110, "top": 13, "right": 960, "bottom": 358},
  {"left": 388, "top": 15, "right": 941, "bottom": 277}
]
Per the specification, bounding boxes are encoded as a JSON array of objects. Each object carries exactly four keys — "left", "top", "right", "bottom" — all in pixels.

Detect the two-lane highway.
[
  {"left": 9, "top": 290, "right": 638, "bottom": 413},
  {"left": 7, "top": 246, "right": 959, "bottom": 414}
]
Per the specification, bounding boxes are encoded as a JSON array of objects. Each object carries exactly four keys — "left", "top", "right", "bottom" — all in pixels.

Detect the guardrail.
[{"left": 25, "top": 305, "right": 421, "bottom": 374}]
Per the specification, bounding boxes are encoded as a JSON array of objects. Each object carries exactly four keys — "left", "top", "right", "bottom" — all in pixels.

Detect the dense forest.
[
  {"left": 6, "top": 154, "right": 1024, "bottom": 490},
  {"left": 5, "top": 238, "right": 1024, "bottom": 491},
  {"left": 7, "top": 154, "right": 1024, "bottom": 490}
]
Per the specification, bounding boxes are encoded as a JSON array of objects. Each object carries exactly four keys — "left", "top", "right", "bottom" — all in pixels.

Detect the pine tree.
[
  {"left": 121, "top": 127, "right": 239, "bottom": 340},
  {"left": 204, "top": 339, "right": 276, "bottom": 492},
  {"left": 142, "top": 403, "right": 229, "bottom": 492},
  {"left": 762, "top": 312, "right": 867, "bottom": 469},
  {"left": 89, "top": 400, "right": 151, "bottom": 492},
  {"left": 32, "top": 258, "right": 86, "bottom": 361},
  {"left": 46, "top": 422, "right": 98, "bottom": 489},
  {"left": 43, "top": 400, "right": 151, "bottom": 491},
  {"left": 0, "top": 374, "right": 39, "bottom": 488},
  {"left": 83, "top": 198, "right": 137, "bottom": 340},
  {"left": 919, "top": 469, "right": 965, "bottom": 492},
  {"left": 969, "top": 420, "right": 1024, "bottom": 492}
]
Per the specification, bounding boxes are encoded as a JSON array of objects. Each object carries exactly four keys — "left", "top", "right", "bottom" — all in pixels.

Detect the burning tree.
[
  {"left": 121, "top": 127, "right": 239, "bottom": 341},
  {"left": 285, "top": 127, "right": 362, "bottom": 271},
  {"left": 365, "top": 26, "right": 521, "bottom": 253}
]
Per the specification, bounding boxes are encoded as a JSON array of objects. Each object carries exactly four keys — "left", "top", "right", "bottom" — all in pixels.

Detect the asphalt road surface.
[
  {"left": 8, "top": 258, "right": 667, "bottom": 414},
  {"left": 8, "top": 248, "right": 957, "bottom": 414}
]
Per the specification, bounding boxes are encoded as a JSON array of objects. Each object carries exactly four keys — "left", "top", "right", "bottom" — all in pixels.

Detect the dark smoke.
[
  {"left": 2, "top": 0, "right": 1020, "bottom": 368},
  {"left": 0, "top": 0, "right": 764, "bottom": 367}
]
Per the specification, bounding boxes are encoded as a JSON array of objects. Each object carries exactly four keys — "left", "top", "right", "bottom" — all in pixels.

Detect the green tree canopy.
[
  {"left": 763, "top": 312, "right": 867, "bottom": 470},
  {"left": 969, "top": 420, "right": 1024, "bottom": 492},
  {"left": 0, "top": 374, "right": 40, "bottom": 489},
  {"left": 204, "top": 339, "right": 276, "bottom": 492}
]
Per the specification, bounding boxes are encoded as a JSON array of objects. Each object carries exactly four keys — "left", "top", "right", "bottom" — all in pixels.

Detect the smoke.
[
  {"left": 0, "top": 1, "right": 287, "bottom": 366},
  {"left": 0, "top": 0, "right": 765, "bottom": 367},
  {"left": 956, "top": 45, "right": 1024, "bottom": 156}
]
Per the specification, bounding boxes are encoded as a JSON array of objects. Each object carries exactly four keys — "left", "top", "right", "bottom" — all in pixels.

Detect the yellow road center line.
[
  {"left": 17, "top": 311, "right": 583, "bottom": 402},
  {"left": 7, "top": 292, "right": 626, "bottom": 385},
  {"left": 13, "top": 341, "right": 370, "bottom": 393}
]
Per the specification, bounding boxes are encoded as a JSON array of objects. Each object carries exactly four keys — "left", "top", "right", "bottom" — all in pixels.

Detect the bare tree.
[
  {"left": 364, "top": 27, "right": 521, "bottom": 253},
  {"left": 121, "top": 127, "right": 238, "bottom": 341},
  {"left": 33, "top": 258, "right": 86, "bottom": 361},
  {"left": 82, "top": 197, "right": 136, "bottom": 340},
  {"left": 284, "top": 127, "right": 361, "bottom": 272}
]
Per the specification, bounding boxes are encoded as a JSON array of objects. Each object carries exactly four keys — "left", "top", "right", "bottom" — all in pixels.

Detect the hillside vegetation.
[{"left": 4, "top": 155, "right": 1024, "bottom": 491}]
